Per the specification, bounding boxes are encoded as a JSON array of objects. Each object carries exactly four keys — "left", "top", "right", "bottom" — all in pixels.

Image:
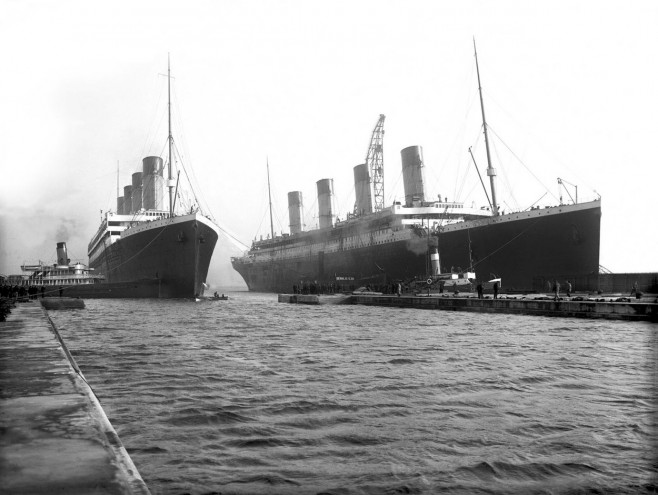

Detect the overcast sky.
[{"left": 1, "top": 0, "right": 656, "bottom": 288}]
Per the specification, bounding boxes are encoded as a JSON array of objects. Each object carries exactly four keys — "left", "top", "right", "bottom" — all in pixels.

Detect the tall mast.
[
  {"left": 267, "top": 158, "right": 274, "bottom": 239},
  {"left": 473, "top": 39, "right": 499, "bottom": 216},
  {"left": 167, "top": 53, "right": 174, "bottom": 217}
]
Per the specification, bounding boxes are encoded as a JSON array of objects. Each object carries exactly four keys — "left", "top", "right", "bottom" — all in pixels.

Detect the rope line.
[
  {"left": 469, "top": 218, "right": 541, "bottom": 269},
  {"left": 486, "top": 125, "right": 557, "bottom": 202},
  {"left": 100, "top": 219, "right": 173, "bottom": 274}
]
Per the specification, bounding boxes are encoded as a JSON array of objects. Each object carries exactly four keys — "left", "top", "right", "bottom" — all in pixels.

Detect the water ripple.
[{"left": 50, "top": 293, "right": 658, "bottom": 495}]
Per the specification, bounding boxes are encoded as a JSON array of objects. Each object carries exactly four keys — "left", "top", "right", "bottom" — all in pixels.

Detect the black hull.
[
  {"left": 437, "top": 204, "right": 601, "bottom": 291},
  {"left": 232, "top": 203, "right": 601, "bottom": 293},
  {"left": 89, "top": 215, "right": 218, "bottom": 298}
]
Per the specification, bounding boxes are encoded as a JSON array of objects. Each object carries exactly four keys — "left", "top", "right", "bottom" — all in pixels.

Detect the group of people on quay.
[
  {"left": 0, "top": 284, "right": 62, "bottom": 302},
  {"left": 290, "top": 278, "right": 643, "bottom": 301},
  {"left": 292, "top": 280, "right": 503, "bottom": 297},
  {"left": 475, "top": 280, "right": 499, "bottom": 299},
  {"left": 292, "top": 282, "right": 351, "bottom": 295},
  {"left": 546, "top": 279, "right": 572, "bottom": 300}
]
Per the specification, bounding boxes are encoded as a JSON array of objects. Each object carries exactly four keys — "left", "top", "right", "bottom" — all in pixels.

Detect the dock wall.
[
  {"left": 351, "top": 294, "right": 658, "bottom": 322},
  {"left": 0, "top": 302, "right": 150, "bottom": 494}
]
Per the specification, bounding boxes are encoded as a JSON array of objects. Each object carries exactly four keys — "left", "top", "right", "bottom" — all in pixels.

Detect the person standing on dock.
[
  {"left": 632, "top": 281, "right": 641, "bottom": 299},
  {"left": 493, "top": 281, "right": 498, "bottom": 299},
  {"left": 553, "top": 280, "right": 560, "bottom": 301},
  {"left": 477, "top": 281, "right": 483, "bottom": 299},
  {"left": 631, "top": 281, "right": 639, "bottom": 298},
  {"left": 565, "top": 280, "right": 572, "bottom": 297},
  {"left": 396, "top": 283, "right": 401, "bottom": 297}
]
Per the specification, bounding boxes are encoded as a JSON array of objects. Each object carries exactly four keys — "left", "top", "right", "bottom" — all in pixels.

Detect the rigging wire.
[
  {"left": 335, "top": 182, "right": 356, "bottom": 219},
  {"left": 168, "top": 77, "right": 253, "bottom": 250},
  {"left": 385, "top": 170, "right": 404, "bottom": 206},
  {"left": 452, "top": 128, "right": 482, "bottom": 203},
  {"left": 254, "top": 179, "right": 271, "bottom": 237},
  {"left": 268, "top": 178, "right": 286, "bottom": 236},
  {"left": 104, "top": 220, "right": 172, "bottom": 272},
  {"left": 428, "top": 63, "right": 478, "bottom": 198},
  {"left": 478, "top": 86, "right": 595, "bottom": 192},
  {"left": 171, "top": 85, "right": 216, "bottom": 218},
  {"left": 486, "top": 125, "right": 558, "bottom": 202},
  {"left": 214, "top": 223, "right": 251, "bottom": 251},
  {"left": 304, "top": 194, "right": 319, "bottom": 230},
  {"left": 470, "top": 218, "right": 542, "bottom": 269},
  {"left": 141, "top": 75, "right": 166, "bottom": 159},
  {"left": 489, "top": 131, "right": 519, "bottom": 211}
]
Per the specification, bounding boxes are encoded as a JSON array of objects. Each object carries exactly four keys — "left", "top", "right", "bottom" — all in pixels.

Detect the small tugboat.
[{"left": 411, "top": 247, "right": 501, "bottom": 295}]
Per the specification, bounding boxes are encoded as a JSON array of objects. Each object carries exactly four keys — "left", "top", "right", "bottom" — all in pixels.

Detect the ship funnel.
[
  {"left": 353, "top": 164, "right": 373, "bottom": 215},
  {"left": 288, "top": 191, "right": 304, "bottom": 235},
  {"left": 123, "top": 185, "right": 133, "bottom": 214},
  {"left": 142, "top": 156, "right": 164, "bottom": 211},
  {"left": 430, "top": 247, "right": 440, "bottom": 275},
  {"left": 56, "top": 242, "right": 70, "bottom": 267},
  {"left": 117, "top": 196, "right": 125, "bottom": 215},
  {"left": 131, "top": 172, "right": 143, "bottom": 212},
  {"left": 316, "top": 179, "right": 334, "bottom": 230},
  {"left": 400, "top": 145, "right": 426, "bottom": 206}
]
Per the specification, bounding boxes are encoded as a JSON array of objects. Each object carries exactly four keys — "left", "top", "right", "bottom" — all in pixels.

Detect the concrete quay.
[
  {"left": 279, "top": 293, "right": 658, "bottom": 321},
  {"left": 0, "top": 301, "right": 150, "bottom": 494},
  {"left": 278, "top": 293, "right": 351, "bottom": 305},
  {"left": 350, "top": 293, "right": 658, "bottom": 322}
]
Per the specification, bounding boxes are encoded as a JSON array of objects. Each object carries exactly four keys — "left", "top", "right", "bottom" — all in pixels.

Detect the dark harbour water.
[{"left": 50, "top": 293, "right": 657, "bottom": 495}]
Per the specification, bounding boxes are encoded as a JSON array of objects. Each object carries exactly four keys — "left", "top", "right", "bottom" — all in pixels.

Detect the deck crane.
[
  {"left": 366, "top": 114, "right": 386, "bottom": 212},
  {"left": 557, "top": 177, "right": 578, "bottom": 205}
]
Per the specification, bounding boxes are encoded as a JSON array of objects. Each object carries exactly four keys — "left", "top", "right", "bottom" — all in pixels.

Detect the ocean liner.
[
  {"left": 83, "top": 58, "right": 219, "bottom": 298},
  {"left": 231, "top": 46, "right": 601, "bottom": 293}
]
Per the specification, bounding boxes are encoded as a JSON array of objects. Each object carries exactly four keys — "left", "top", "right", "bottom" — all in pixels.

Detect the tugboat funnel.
[
  {"left": 56, "top": 242, "right": 70, "bottom": 267},
  {"left": 430, "top": 247, "right": 440, "bottom": 276}
]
